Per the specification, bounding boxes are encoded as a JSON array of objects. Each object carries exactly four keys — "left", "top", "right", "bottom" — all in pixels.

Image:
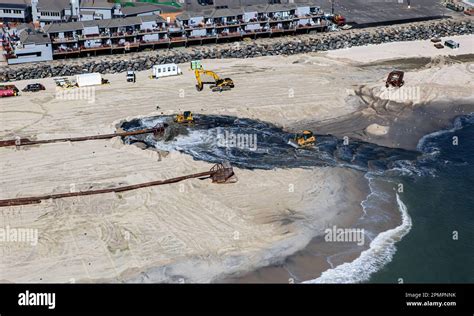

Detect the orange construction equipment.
[
  {"left": 194, "top": 69, "right": 234, "bottom": 92},
  {"left": 333, "top": 14, "right": 346, "bottom": 26}
]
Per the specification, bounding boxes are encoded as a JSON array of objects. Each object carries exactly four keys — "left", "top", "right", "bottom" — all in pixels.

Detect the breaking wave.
[{"left": 304, "top": 194, "right": 412, "bottom": 283}]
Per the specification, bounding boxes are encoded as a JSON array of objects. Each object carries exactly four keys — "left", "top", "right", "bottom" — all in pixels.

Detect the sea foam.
[{"left": 304, "top": 194, "right": 412, "bottom": 283}]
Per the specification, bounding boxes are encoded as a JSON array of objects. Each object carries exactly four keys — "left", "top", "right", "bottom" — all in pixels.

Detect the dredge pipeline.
[
  {"left": 0, "top": 124, "right": 166, "bottom": 148},
  {"left": 0, "top": 162, "right": 236, "bottom": 208}
]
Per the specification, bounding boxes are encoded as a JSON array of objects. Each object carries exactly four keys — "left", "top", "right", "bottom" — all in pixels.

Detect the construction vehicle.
[
  {"left": 288, "top": 130, "right": 316, "bottom": 148},
  {"left": 174, "top": 111, "right": 194, "bottom": 124},
  {"left": 332, "top": 14, "right": 346, "bottom": 26},
  {"left": 385, "top": 71, "right": 405, "bottom": 88},
  {"left": 194, "top": 69, "right": 234, "bottom": 92},
  {"left": 465, "top": 8, "right": 474, "bottom": 15}
]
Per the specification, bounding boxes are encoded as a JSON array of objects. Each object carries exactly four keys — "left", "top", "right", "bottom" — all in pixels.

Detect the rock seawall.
[{"left": 1, "top": 19, "right": 472, "bottom": 82}]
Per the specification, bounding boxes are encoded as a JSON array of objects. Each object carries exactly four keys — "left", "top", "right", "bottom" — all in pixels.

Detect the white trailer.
[
  {"left": 75, "top": 73, "right": 103, "bottom": 87},
  {"left": 152, "top": 64, "right": 182, "bottom": 79}
]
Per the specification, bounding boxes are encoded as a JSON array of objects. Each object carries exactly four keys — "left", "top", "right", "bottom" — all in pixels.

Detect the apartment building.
[
  {"left": 28, "top": 0, "right": 165, "bottom": 26},
  {"left": 42, "top": 14, "right": 167, "bottom": 57},
  {"left": 176, "top": 3, "right": 324, "bottom": 39},
  {"left": 3, "top": 28, "right": 52, "bottom": 64},
  {"left": 4, "top": 2, "right": 330, "bottom": 64},
  {"left": 79, "top": 0, "right": 114, "bottom": 20}
]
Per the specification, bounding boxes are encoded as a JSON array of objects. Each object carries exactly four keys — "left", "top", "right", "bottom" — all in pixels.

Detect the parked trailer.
[
  {"left": 444, "top": 40, "right": 459, "bottom": 49},
  {"left": 75, "top": 73, "right": 103, "bottom": 87},
  {"left": 152, "top": 64, "right": 182, "bottom": 79}
]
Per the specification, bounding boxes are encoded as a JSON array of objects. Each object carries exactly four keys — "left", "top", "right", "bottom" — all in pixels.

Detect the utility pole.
[{"left": 331, "top": 0, "right": 335, "bottom": 14}]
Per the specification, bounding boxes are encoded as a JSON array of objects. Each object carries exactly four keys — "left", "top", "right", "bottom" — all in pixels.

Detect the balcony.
[
  {"left": 53, "top": 47, "right": 80, "bottom": 54},
  {"left": 138, "top": 27, "right": 167, "bottom": 34},
  {"left": 139, "top": 38, "right": 170, "bottom": 45},
  {"left": 52, "top": 36, "right": 79, "bottom": 43}
]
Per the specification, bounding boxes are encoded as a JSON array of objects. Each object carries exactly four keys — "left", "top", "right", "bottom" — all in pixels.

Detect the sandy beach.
[{"left": 1, "top": 33, "right": 473, "bottom": 283}]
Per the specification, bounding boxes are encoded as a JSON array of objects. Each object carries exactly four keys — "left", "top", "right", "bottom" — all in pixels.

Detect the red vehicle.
[
  {"left": 0, "top": 85, "right": 20, "bottom": 97},
  {"left": 333, "top": 14, "right": 346, "bottom": 26},
  {"left": 385, "top": 71, "right": 405, "bottom": 88}
]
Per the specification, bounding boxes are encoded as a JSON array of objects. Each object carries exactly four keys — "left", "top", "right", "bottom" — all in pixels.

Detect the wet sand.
[{"left": 219, "top": 169, "right": 370, "bottom": 283}]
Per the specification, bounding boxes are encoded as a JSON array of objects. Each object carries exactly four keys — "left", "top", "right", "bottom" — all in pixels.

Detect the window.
[
  {"left": 13, "top": 10, "right": 22, "bottom": 14},
  {"left": 16, "top": 51, "right": 42, "bottom": 57},
  {"left": 3, "top": 9, "right": 12, "bottom": 14},
  {"left": 167, "top": 67, "right": 170, "bottom": 72},
  {"left": 158, "top": 68, "right": 161, "bottom": 73},
  {"left": 172, "top": 66, "right": 175, "bottom": 71}
]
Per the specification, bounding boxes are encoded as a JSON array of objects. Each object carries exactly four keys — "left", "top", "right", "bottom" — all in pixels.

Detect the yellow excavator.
[
  {"left": 194, "top": 69, "right": 234, "bottom": 92},
  {"left": 288, "top": 130, "right": 316, "bottom": 148},
  {"left": 174, "top": 111, "right": 194, "bottom": 124}
]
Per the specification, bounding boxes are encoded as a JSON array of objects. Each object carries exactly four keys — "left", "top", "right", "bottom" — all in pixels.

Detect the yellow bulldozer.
[
  {"left": 174, "top": 111, "right": 194, "bottom": 124},
  {"left": 287, "top": 130, "right": 316, "bottom": 148},
  {"left": 194, "top": 69, "right": 234, "bottom": 92}
]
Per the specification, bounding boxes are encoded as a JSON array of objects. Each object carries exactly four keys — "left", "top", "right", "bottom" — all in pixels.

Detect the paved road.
[{"left": 313, "top": 0, "right": 453, "bottom": 26}]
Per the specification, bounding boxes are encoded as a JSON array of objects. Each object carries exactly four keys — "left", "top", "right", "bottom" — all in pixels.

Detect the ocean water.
[{"left": 368, "top": 115, "right": 474, "bottom": 283}]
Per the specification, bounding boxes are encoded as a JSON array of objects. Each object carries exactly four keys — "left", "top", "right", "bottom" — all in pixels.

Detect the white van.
[{"left": 152, "top": 63, "right": 182, "bottom": 79}]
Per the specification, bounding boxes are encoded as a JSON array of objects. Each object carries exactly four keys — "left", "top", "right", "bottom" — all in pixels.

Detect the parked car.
[
  {"left": 0, "top": 85, "right": 20, "bottom": 98},
  {"left": 22, "top": 83, "right": 46, "bottom": 92}
]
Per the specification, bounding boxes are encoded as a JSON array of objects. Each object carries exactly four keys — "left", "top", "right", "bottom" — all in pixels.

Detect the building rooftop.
[
  {"left": 140, "top": 14, "right": 165, "bottom": 23},
  {"left": 120, "top": 3, "right": 162, "bottom": 16},
  {"left": 107, "top": 16, "right": 142, "bottom": 27},
  {"left": 243, "top": 5, "right": 268, "bottom": 13},
  {"left": 265, "top": 3, "right": 297, "bottom": 13},
  {"left": 0, "top": 0, "right": 29, "bottom": 8},
  {"left": 36, "top": 0, "right": 70, "bottom": 12},
  {"left": 19, "top": 31, "right": 51, "bottom": 45},
  {"left": 44, "top": 21, "right": 85, "bottom": 33},
  {"left": 81, "top": 19, "right": 111, "bottom": 27},
  {"left": 80, "top": 0, "right": 115, "bottom": 9},
  {"left": 211, "top": 8, "right": 244, "bottom": 18}
]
